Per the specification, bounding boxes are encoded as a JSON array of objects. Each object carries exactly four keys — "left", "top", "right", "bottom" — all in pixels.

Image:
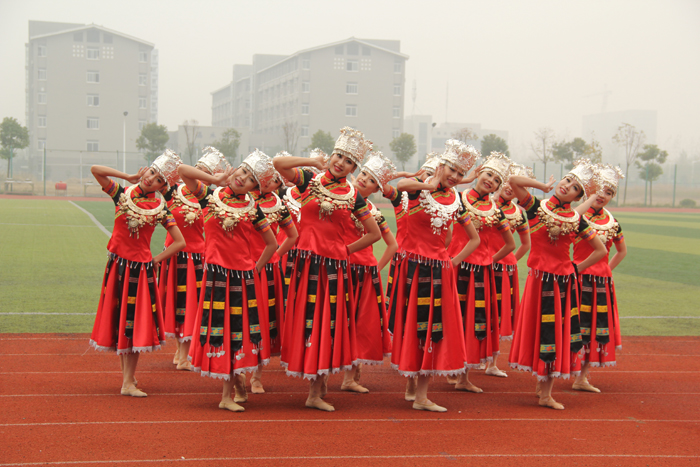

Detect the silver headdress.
[
  {"left": 241, "top": 149, "right": 275, "bottom": 188},
  {"left": 151, "top": 149, "right": 182, "bottom": 189},
  {"left": 479, "top": 152, "right": 512, "bottom": 184},
  {"left": 195, "top": 146, "right": 230, "bottom": 175},
  {"left": 420, "top": 152, "right": 441, "bottom": 174},
  {"left": 306, "top": 148, "right": 329, "bottom": 174},
  {"left": 592, "top": 163, "right": 624, "bottom": 196},
  {"left": 499, "top": 163, "right": 535, "bottom": 195},
  {"left": 566, "top": 158, "right": 597, "bottom": 200},
  {"left": 440, "top": 139, "right": 480, "bottom": 174},
  {"left": 332, "top": 127, "right": 373, "bottom": 166},
  {"left": 361, "top": 151, "right": 397, "bottom": 187},
  {"left": 273, "top": 151, "right": 292, "bottom": 183}
]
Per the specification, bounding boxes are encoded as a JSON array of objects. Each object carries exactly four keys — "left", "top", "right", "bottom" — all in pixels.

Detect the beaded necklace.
[
  {"left": 171, "top": 184, "right": 202, "bottom": 226},
  {"left": 536, "top": 199, "right": 580, "bottom": 242},
  {"left": 309, "top": 173, "right": 355, "bottom": 220},
  {"left": 118, "top": 185, "right": 166, "bottom": 238},
  {"left": 207, "top": 187, "right": 256, "bottom": 234}
]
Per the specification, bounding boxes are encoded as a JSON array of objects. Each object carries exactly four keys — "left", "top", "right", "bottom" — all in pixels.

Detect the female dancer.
[
  {"left": 447, "top": 152, "right": 516, "bottom": 390},
  {"left": 572, "top": 164, "right": 626, "bottom": 392},
  {"left": 89, "top": 150, "right": 185, "bottom": 397},
  {"left": 159, "top": 147, "right": 229, "bottom": 370},
  {"left": 489, "top": 163, "right": 534, "bottom": 372},
  {"left": 244, "top": 151, "right": 299, "bottom": 395},
  {"left": 391, "top": 139, "right": 481, "bottom": 412},
  {"left": 275, "top": 127, "right": 381, "bottom": 412},
  {"left": 342, "top": 151, "right": 399, "bottom": 393},
  {"left": 508, "top": 159, "right": 607, "bottom": 409},
  {"left": 180, "top": 150, "right": 278, "bottom": 412}
]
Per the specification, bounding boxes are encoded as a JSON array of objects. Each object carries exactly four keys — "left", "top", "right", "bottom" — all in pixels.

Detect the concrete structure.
[
  {"left": 582, "top": 110, "right": 657, "bottom": 165},
  {"left": 26, "top": 21, "right": 157, "bottom": 165},
  {"left": 212, "top": 38, "right": 408, "bottom": 157}
]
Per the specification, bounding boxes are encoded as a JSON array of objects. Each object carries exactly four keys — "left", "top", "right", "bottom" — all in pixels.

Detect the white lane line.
[
  {"left": 0, "top": 454, "right": 698, "bottom": 466},
  {"left": 0, "top": 223, "right": 97, "bottom": 228},
  {"left": 3, "top": 370, "right": 699, "bottom": 375},
  {"left": 5, "top": 352, "right": 700, "bottom": 357},
  {"left": 68, "top": 200, "right": 111, "bottom": 237},
  {"left": 0, "top": 313, "right": 95, "bottom": 316},
  {"left": 620, "top": 316, "right": 700, "bottom": 319},
  {"left": 1, "top": 391, "right": 698, "bottom": 398},
  {"left": 1, "top": 418, "right": 698, "bottom": 428}
]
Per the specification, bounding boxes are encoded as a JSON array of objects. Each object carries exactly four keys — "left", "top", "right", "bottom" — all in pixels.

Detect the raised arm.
[
  {"left": 575, "top": 195, "right": 596, "bottom": 215},
  {"left": 509, "top": 174, "right": 555, "bottom": 206},
  {"left": 178, "top": 165, "right": 231, "bottom": 194},
  {"left": 273, "top": 156, "right": 324, "bottom": 186},
  {"left": 91, "top": 165, "right": 145, "bottom": 190}
]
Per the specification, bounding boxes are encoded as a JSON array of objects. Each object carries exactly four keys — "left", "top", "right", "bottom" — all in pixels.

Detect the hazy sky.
[{"left": 1, "top": 0, "right": 699, "bottom": 157}]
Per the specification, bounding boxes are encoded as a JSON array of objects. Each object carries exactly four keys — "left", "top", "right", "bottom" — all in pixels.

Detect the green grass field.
[{"left": 1, "top": 198, "right": 698, "bottom": 335}]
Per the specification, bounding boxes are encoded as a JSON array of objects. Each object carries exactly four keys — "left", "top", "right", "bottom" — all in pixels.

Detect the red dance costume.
[
  {"left": 346, "top": 199, "right": 392, "bottom": 365},
  {"left": 447, "top": 189, "right": 509, "bottom": 367},
  {"left": 493, "top": 195, "right": 530, "bottom": 340},
  {"left": 158, "top": 183, "right": 205, "bottom": 343},
  {"left": 90, "top": 181, "right": 175, "bottom": 354},
  {"left": 279, "top": 185, "right": 301, "bottom": 307},
  {"left": 250, "top": 189, "right": 295, "bottom": 355},
  {"left": 573, "top": 207, "right": 624, "bottom": 367},
  {"left": 389, "top": 181, "right": 470, "bottom": 377},
  {"left": 281, "top": 169, "right": 371, "bottom": 380},
  {"left": 509, "top": 193, "right": 594, "bottom": 381},
  {"left": 187, "top": 183, "right": 272, "bottom": 380}
]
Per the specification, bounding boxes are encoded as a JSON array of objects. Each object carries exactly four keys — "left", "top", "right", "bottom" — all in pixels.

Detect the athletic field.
[{"left": 0, "top": 196, "right": 698, "bottom": 335}]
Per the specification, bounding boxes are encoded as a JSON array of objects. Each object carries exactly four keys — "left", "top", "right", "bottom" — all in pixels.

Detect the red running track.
[{"left": 1, "top": 334, "right": 699, "bottom": 466}]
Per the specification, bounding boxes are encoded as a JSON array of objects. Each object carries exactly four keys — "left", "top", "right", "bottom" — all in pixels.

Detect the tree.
[
  {"left": 552, "top": 137, "right": 587, "bottom": 170},
  {"left": 212, "top": 128, "right": 241, "bottom": 163},
  {"left": 480, "top": 134, "right": 510, "bottom": 158},
  {"left": 530, "top": 127, "right": 555, "bottom": 182},
  {"left": 636, "top": 144, "right": 668, "bottom": 205},
  {"left": 613, "top": 123, "right": 646, "bottom": 205},
  {"left": 182, "top": 119, "right": 200, "bottom": 165},
  {"left": 0, "top": 117, "right": 30, "bottom": 178},
  {"left": 282, "top": 121, "right": 300, "bottom": 155},
  {"left": 453, "top": 127, "right": 478, "bottom": 143},
  {"left": 583, "top": 135, "right": 603, "bottom": 164},
  {"left": 389, "top": 133, "right": 417, "bottom": 170},
  {"left": 135, "top": 122, "right": 169, "bottom": 164},
  {"left": 306, "top": 129, "right": 335, "bottom": 155}
]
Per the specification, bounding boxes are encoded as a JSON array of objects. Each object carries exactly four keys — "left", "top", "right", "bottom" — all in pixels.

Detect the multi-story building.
[
  {"left": 26, "top": 21, "right": 157, "bottom": 178},
  {"left": 212, "top": 38, "right": 408, "bottom": 157}
]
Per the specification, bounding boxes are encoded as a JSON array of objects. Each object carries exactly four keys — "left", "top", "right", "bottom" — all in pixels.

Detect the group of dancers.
[{"left": 88, "top": 126, "right": 627, "bottom": 412}]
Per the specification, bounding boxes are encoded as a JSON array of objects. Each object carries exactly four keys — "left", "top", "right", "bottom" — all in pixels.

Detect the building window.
[
  {"left": 301, "top": 104, "right": 309, "bottom": 115},
  {"left": 86, "top": 141, "right": 99, "bottom": 152},
  {"left": 38, "top": 138, "right": 46, "bottom": 150},
  {"left": 87, "top": 117, "right": 99, "bottom": 130},
  {"left": 37, "top": 45, "right": 46, "bottom": 57},
  {"left": 139, "top": 73, "right": 147, "bottom": 86},
  {"left": 392, "top": 129, "right": 400, "bottom": 139},
  {"left": 38, "top": 92, "right": 47, "bottom": 104},
  {"left": 301, "top": 125, "right": 309, "bottom": 137},
  {"left": 346, "top": 82, "right": 358, "bottom": 94},
  {"left": 346, "top": 42, "right": 359, "bottom": 55},
  {"left": 87, "top": 47, "right": 100, "bottom": 60},
  {"left": 393, "top": 84, "right": 401, "bottom": 96},
  {"left": 38, "top": 116, "right": 46, "bottom": 128},
  {"left": 139, "top": 51, "right": 148, "bottom": 63},
  {"left": 138, "top": 121, "right": 146, "bottom": 131},
  {"left": 87, "top": 94, "right": 100, "bottom": 106},
  {"left": 346, "top": 104, "right": 358, "bottom": 117},
  {"left": 103, "top": 33, "right": 113, "bottom": 43},
  {"left": 87, "top": 71, "right": 100, "bottom": 83},
  {"left": 394, "top": 60, "right": 402, "bottom": 73},
  {"left": 302, "top": 59, "right": 310, "bottom": 70},
  {"left": 302, "top": 81, "right": 310, "bottom": 93},
  {"left": 86, "top": 29, "right": 100, "bottom": 43},
  {"left": 73, "top": 32, "right": 83, "bottom": 42},
  {"left": 38, "top": 68, "right": 46, "bottom": 80},
  {"left": 139, "top": 97, "right": 147, "bottom": 109},
  {"left": 346, "top": 60, "right": 358, "bottom": 72},
  {"left": 362, "top": 46, "right": 371, "bottom": 56},
  {"left": 335, "top": 45, "right": 344, "bottom": 55},
  {"left": 393, "top": 106, "right": 400, "bottom": 118}
]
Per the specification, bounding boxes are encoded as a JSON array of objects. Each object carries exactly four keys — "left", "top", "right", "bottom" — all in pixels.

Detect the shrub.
[{"left": 679, "top": 198, "right": 697, "bottom": 208}]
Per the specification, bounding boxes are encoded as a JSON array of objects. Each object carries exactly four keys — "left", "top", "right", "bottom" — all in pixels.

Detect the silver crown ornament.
[
  {"left": 195, "top": 146, "right": 230, "bottom": 175},
  {"left": 421, "top": 152, "right": 441, "bottom": 174},
  {"left": 241, "top": 149, "right": 276, "bottom": 188},
  {"left": 566, "top": 158, "right": 597, "bottom": 200},
  {"left": 440, "top": 139, "right": 480, "bottom": 174},
  {"left": 479, "top": 152, "right": 512, "bottom": 184},
  {"left": 332, "top": 127, "right": 373, "bottom": 166},
  {"left": 151, "top": 149, "right": 182, "bottom": 189},
  {"left": 362, "top": 151, "right": 397, "bottom": 186}
]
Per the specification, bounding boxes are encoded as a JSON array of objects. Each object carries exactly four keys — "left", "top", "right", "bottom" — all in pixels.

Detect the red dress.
[
  {"left": 281, "top": 169, "right": 370, "bottom": 380},
  {"left": 493, "top": 195, "right": 530, "bottom": 340},
  {"left": 389, "top": 183, "right": 470, "bottom": 377},
  {"left": 187, "top": 184, "right": 272, "bottom": 380},
  {"left": 383, "top": 185, "right": 406, "bottom": 318},
  {"left": 279, "top": 186, "right": 301, "bottom": 306},
  {"left": 250, "top": 189, "right": 295, "bottom": 355},
  {"left": 158, "top": 183, "right": 205, "bottom": 343},
  {"left": 447, "top": 189, "right": 509, "bottom": 367},
  {"left": 346, "top": 199, "right": 392, "bottom": 365},
  {"left": 90, "top": 181, "right": 176, "bottom": 354},
  {"left": 509, "top": 193, "right": 594, "bottom": 381},
  {"left": 573, "top": 207, "right": 624, "bottom": 367}
]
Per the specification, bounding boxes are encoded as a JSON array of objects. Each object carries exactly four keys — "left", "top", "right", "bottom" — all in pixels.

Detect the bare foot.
[
  {"left": 413, "top": 399, "right": 447, "bottom": 412},
  {"left": 341, "top": 381, "right": 370, "bottom": 393},
  {"left": 485, "top": 366, "right": 508, "bottom": 378},
  {"left": 305, "top": 396, "right": 335, "bottom": 412},
  {"left": 219, "top": 399, "right": 245, "bottom": 412},
  {"left": 539, "top": 396, "right": 564, "bottom": 410},
  {"left": 121, "top": 385, "right": 147, "bottom": 397},
  {"left": 455, "top": 381, "right": 483, "bottom": 393}
]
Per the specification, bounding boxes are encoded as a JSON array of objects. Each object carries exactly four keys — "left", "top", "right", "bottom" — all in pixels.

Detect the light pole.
[{"left": 122, "top": 111, "right": 128, "bottom": 180}]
